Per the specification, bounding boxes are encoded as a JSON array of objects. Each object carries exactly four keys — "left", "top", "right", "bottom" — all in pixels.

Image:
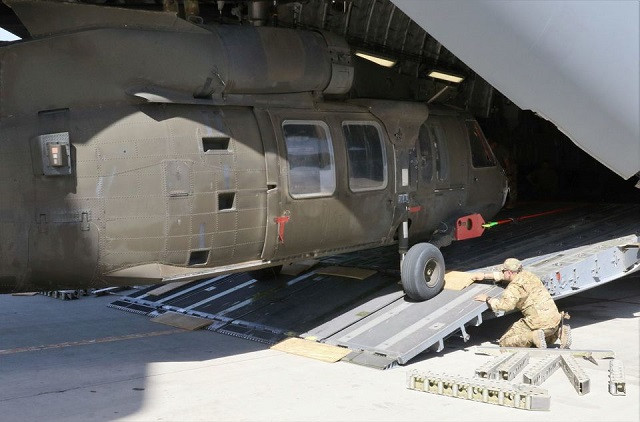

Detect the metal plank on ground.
[
  {"left": 301, "top": 284, "right": 404, "bottom": 341},
  {"left": 324, "top": 283, "right": 503, "bottom": 367}
]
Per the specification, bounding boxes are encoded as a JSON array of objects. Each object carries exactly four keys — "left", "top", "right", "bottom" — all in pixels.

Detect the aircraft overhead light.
[
  {"left": 428, "top": 70, "right": 464, "bottom": 84},
  {"left": 355, "top": 51, "right": 397, "bottom": 68}
]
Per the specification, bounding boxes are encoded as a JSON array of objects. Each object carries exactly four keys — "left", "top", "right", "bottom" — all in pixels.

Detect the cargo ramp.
[{"left": 110, "top": 203, "right": 640, "bottom": 369}]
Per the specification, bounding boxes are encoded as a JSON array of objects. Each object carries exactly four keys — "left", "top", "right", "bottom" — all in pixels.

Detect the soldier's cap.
[{"left": 501, "top": 258, "right": 523, "bottom": 272}]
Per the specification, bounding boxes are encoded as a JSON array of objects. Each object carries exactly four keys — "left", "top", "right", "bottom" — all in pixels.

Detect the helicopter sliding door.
[
  {"left": 259, "top": 109, "right": 394, "bottom": 261},
  {"left": 335, "top": 115, "right": 395, "bottom": 246},
  {"left": 262, "top": 110, "right": 341, "bottom": 260}
]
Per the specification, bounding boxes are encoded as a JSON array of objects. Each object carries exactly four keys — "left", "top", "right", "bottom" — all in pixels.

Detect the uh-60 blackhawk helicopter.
[{"left": 0, "top": 1, "right": 507, "bottom": 301}]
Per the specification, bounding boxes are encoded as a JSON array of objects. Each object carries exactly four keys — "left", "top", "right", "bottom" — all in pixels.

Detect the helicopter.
[{"left": 0, "top": 1, "right": 507, "bottom": 301}]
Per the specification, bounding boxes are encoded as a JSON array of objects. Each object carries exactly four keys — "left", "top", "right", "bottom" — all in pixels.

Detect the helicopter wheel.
[{"left": 401, "top": 242, "right": 445, "bottom": 301}]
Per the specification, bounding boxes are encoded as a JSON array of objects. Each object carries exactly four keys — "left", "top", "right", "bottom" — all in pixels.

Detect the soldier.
[{"left": 472, "top": 258, "right": 571, "bottom": 348}]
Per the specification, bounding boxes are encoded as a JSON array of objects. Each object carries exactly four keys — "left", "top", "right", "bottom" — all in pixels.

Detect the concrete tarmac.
[{"left": 1, "top": 274, "right": 638, "bottom": 422}]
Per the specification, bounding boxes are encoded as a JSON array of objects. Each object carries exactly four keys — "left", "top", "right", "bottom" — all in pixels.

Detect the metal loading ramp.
[
  {"left": 109, "top": 203, "right": 640, "bottom": 369},
  {"left": 319, "top": 285, "right": 493, "bottom": 369},
  {"left": 319, "top": 233, "right": 639, "bottom": 369}
]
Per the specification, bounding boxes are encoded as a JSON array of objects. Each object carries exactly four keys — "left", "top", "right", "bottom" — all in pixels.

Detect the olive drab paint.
[{"left": 0, "top": 2, "right": 506, "bottom": 293}]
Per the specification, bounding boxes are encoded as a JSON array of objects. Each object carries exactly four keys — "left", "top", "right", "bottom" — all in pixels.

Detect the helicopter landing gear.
[{"left": 400, "top": 242, "right": 445, "bottom": 301}]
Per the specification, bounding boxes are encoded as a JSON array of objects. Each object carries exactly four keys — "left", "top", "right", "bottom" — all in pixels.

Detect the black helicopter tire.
[{"left": 401, "top": 243, "right": 445, "bottom": 301}]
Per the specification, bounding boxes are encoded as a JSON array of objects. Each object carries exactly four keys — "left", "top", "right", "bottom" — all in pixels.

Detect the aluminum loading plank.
[
  {"left": 325, "top": 284, "right": 495, "bottom": 366},
  {"left": 527, "top": 234, "right": 640, "bottom": 300},
  {"left": 301, "top": 285, "right": 404, "bottom": 341},
  {"left": 473, "top": 346, "right": 616, "bottom": 360}
]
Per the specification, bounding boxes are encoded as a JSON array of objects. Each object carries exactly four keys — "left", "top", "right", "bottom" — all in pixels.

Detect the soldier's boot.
[
  {"left": 559, "top": 324, "right": 572, "bottom": 349},
  {"left": 532, "top": 329, "right": 547, "bottom": 348}
]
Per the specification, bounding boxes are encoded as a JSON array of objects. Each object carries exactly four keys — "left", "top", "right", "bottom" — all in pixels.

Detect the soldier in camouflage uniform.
[{"left": 472, "top": 258, "right": 570, "bottom": 348}]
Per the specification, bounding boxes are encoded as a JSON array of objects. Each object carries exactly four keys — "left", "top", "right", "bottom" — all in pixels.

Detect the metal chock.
[
  {"left": 608, "top": 359, "right": 626, "bottom": 396},
  {"left": 560, "top": 354, "right": 590, "bottom": 395},
  {"left": 475, "top": 352, "right": 514, "bottom": 379},
  {"left": 523, "top": 355, "right": 561, "bottom": 386},
  {"left": 497, "top": 351, "right": 530, "bottom": 381}
]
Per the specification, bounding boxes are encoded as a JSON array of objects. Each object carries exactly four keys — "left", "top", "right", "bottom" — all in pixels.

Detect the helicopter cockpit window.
[
  {"left": 342, "top": 121, "right": 388, "bottom": 192},
  {"left": 282, "top": 120, "right": 336, "bottom": 199},
  {"left": 466, "top": 120, "right": 496, "bottom": 168}
]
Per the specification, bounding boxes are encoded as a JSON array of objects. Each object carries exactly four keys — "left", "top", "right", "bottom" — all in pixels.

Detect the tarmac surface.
[{"left": 0, "top": 273, "right": 638, "bottom": 422}]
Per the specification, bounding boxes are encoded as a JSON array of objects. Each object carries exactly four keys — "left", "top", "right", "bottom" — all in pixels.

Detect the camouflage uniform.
[{"left": 488, "top": 270, "right": 561, "bottom": 347}]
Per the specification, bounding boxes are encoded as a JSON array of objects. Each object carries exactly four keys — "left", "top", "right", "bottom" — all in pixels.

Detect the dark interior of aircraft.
[{"left": 477, "top": 105, "right": 640, "bottom": 204}]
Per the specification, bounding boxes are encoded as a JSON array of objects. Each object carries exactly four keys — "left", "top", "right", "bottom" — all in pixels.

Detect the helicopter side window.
[
  {"left": 342, "top": 121, "right": 388, "bottom": 192},
  {"left": 282, "top": 120, "right": 336, "bottom": 199},
  {"left": 466, "top": 120, "right": 496, "bottom": 168}
]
